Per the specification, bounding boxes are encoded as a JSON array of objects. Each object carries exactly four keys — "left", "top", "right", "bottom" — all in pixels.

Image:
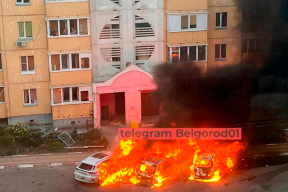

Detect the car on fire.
[
  {"left": 193, "top": 153, "right": 217, "bottom": 179},
  {"left": 135, "top": 154, "right": 166, "bottom": 186},
  {"left": 74, "top": 151, "right": 112, "bottom": 184}
]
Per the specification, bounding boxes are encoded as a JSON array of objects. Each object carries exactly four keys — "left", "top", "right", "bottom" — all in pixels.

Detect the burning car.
[
  {"left": 193, "top": 153, "right": 217, "bottom": 180},
  {"left": 74, "top": 151, "right": 112, "bottom": 184},
  {"left": 135, "top": 154, "right": 166, "bottom": 186}
]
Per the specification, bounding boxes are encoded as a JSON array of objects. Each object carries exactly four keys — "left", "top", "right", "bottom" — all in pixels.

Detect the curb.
[{"left": 0, "top": 161, "right": 82, "bottom": 170}]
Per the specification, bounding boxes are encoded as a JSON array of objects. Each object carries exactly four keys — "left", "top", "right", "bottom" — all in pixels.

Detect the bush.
[
  {"left": 47, "top": 141, "right": 65, "bottom": 152},
  {"left": 20, "top": 132, "right": 43, "bottom": 148},
  {"left": 8, "top": 123, "right": 28, "bottom": 138}
]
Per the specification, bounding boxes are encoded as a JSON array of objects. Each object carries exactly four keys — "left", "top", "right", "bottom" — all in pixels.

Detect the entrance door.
[
  {"left": 115, "top": 92, "right": 125, "bottom": 115},
  {"left": 101, "top": 105, "right": 110, "bottom": 120}
]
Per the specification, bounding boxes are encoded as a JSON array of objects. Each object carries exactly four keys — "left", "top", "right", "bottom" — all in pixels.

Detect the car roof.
[
  {"left": 80, "top": 151, "right": 112, "bottom": 166},
  {"left": 197, "top": 153, "right": 214, "bottom": 161},
  {"left": 142, "top": 154, "right": 165, "bottom": 165}
]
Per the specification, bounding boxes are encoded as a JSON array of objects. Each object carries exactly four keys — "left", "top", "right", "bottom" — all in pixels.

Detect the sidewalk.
[{"left": 0, "top": 151, "right": 98, "bottom": 168}]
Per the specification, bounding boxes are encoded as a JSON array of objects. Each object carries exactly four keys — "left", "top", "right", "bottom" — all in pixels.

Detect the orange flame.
[{"left": 99, "top": 140, "right": 244, "bottom": 188}]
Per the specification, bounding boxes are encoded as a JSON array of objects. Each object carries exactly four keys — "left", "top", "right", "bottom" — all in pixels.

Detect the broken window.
[
  {"left": 216, "top": 12, "right": 227, "bottom": 28},
  {"left": 53, "top": 88, "right": 61, "bottom": 104},
  {"left": 72, "top": 87, "right": 79, "bottom": 101},
  {"left": 24, "top": 89, "right": 37, "bottom": 105},
  {"left": 81, "top": 91, "right": 89, "bottom": 102},
  {"left": 21, "top": 56, "right": 34, "bottom": 72},
  {"left": 63, "top": 87, "right": 70, "bottom": 102},
  {"left": 215, "top": 44, "right": 226, "bottom": 59},
  {"left": 71, "top": 54, "right": 80, "bottom": 69},
  {"left": 51, "top": 55, "right": 60, "bottom": 71},
  {"left": 0, "top": 87, "right": 5, "bottom": 103},
  {"left": 18, "top": 22, "right": 32, "bottom": 39}
]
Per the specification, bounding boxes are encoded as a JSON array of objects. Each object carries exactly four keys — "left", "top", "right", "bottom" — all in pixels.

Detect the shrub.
[
  {"left": 47, "top": 141, "right": 65, "bottom": 152},
  {"left": 20, "top": 132, "right": 43, "bottom": 148},
  {"left": 8, "top": 123, "right": 28, "bottom": 138}
]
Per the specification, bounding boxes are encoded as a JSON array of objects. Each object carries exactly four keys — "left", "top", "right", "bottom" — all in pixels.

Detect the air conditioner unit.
[{"left": 16, "top": 41, "right": 26, "bottom": 47}]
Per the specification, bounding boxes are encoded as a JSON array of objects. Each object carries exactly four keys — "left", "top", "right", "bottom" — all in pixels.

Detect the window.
[
  {"left": 16, "top": 0, "right": 30, "bottom": 5},
  {"left": 215, "top": 44, "right": 227, "bottom": 59},
  {"left": 0, "top": 87, "right": 5, "bottom": 103},
  {"left": 18, "top": 22, "right": 32, "bottom": 39},
  {"left": 0, "top": 53, "right": 2, "bottom": 70},
  {"left": 52, "top": 87, "right": 91, "bottom": 105},
  {"left": 167, "top": 45, "right": 207, "bottom": 63},
  {"left": 53, "top": 89, "right": 61, "bottom": 104},
  {"left": 50, "top": 53, "right": 90, "bottom": 71},
  {"left": 21, "top": 56, "right": 34, "bottom": 73},
  {"left": 81, "top": 91, "right": 89, "bottom": 102},
  {"left": 167, "top": 14, "right": 207, "bottom": 31},
  {"left": 181, "top": 15, "right": 197, "bottom": 30},
  {"left": 63, "top": 87, "right": 70, "bottom": 102},
  {"left": 242, "top": 38, "right": 263, "bottom": 53},
  {"left": 48, "top": 18, "right": 89, "bottom": 37},
  {"left": 216, "top": 12, "right": 227, "bottom": 28},
  {"left": 23, "top": 89, "right": 37, "bottom": 105}
]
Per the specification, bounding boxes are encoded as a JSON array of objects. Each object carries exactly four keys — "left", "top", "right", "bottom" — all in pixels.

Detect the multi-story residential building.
[
  {"left": 0, "top": 0, "right": 51, "bottom": 125},
  {"left": 45, "top": 0, "right": 93, "bottom": 128},
  {"left": 0, "top": 0, "right": 257, "bottom": 129},
  {"left": 0, "top": 0, "right": 93, "bottom": 128}
]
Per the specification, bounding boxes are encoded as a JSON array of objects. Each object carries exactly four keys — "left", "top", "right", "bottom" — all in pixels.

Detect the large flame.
[{"left": 99, "top": 140, "right": 243, "bottom": 188}]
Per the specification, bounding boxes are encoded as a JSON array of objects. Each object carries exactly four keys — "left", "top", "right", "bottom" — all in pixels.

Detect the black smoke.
[
  {"left": 241, "top": 0, "right": 288, "bottom": 93},
  {"left": 153, "top": 63, "right": 253, "bottom": 129}
]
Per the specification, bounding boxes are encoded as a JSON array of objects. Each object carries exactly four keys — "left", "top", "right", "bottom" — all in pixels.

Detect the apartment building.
[
  {"left": 0, "top": 0, "right": 92, "bottom": 128},
  {"left": 0, "top": 0, "right": 250, "bottom": 128},
  {"left": 0, "top": 0, "right": 51, "bottom": 125},
  {"left": 46, "top": 0, "right": 93, "bottom": 128}
]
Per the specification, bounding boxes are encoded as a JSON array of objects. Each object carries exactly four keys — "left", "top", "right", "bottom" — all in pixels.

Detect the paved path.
[{"left": 0, "top": 152, "right": 98, "bottom": 167}]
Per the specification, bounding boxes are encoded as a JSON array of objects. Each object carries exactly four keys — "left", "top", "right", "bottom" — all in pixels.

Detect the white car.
[{"left": 74, "top": 151, "right": 112, "bottom": 184}]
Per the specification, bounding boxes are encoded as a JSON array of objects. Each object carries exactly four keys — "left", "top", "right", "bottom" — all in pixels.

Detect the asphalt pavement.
[{"left": 1, "top": 164, "right": 288, "bottom": 192}]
